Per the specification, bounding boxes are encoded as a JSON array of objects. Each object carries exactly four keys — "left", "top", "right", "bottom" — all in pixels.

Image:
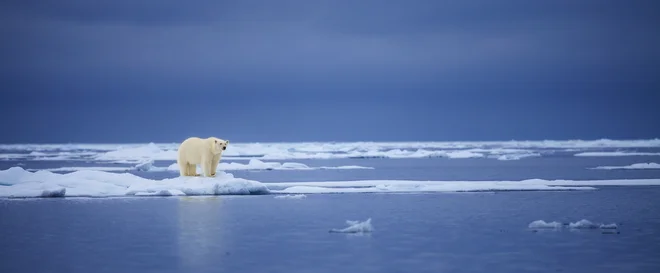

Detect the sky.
[{"left": 1, "top": 0, "right": 659, "bottom": 143}]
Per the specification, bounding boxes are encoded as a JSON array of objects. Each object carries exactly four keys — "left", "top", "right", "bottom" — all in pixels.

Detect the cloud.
[{"left": 1, "top": 0, "right": 659, "bottom": 93}]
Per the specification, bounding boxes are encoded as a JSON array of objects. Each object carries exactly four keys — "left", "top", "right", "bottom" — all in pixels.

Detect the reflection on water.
[{"left": 177, "top": 196, "right": 228, "bottom": 270}]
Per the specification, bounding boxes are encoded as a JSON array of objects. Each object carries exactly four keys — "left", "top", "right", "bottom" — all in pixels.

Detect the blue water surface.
[{"left": 1, "top": 153, "right": 660, "bottom": 273}]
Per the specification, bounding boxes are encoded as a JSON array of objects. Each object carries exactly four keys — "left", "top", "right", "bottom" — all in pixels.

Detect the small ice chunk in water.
[
  {"left": 568, "top": 219, "right": 600, "bottom": 229},
  {"left": 329, "top": 218, "right": 373, "bottom": 233},
  {"left": 274, "top": 194, "right": 307, "bottom": 199},
  {"left": 599, "top": 223, "right": 618, "bottom": 229},
  {"left": 134, "top": 160, "right": 154, "bottom": 172},
  {"left": 528, "top": 220, "right": 562, "bottom": 229}
]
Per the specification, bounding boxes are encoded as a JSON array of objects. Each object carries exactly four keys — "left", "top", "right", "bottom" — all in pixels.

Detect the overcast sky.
[{"left": 1, "top": 0, "right": 659, "bottom": 143}]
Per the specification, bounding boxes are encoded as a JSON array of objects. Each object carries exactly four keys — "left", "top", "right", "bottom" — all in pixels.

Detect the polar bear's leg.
[
  {"left": 177, "top": 158, "right": 188, "bottom": 176},
  {"left": 210, "top": 154, "right": 220, "bottom": 176},
  {"left": 201, "top": 155, "right": 213, "bottom": 177},
  {"left": 188, "top": 163, "right": 199, "bottom": 176}
]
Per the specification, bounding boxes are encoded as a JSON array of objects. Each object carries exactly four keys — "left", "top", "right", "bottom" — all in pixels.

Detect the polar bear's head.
[{"left": 209, "top": 137, "right": 229, "bottom": 154}]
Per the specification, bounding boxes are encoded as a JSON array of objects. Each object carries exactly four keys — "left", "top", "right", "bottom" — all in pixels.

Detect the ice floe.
[
  {"left": 2, "top": 167, "right": 660, "bottom": 198},
  {"left": 592, "top": 163, "right": 660, "bottom": 170},
  {"left": 575, "top": 152, "right": 660, "bottom": 157},
  {"left": 3, "top": 139, "right": 659, "bottom": 162},
  {"left": 329, "top": 218, "right": 373, "bottom": 233}
]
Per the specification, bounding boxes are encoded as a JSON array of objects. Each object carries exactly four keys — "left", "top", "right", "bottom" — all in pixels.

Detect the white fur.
[{"left": 177, "top": 137, "right": 229, "bottom": 177}]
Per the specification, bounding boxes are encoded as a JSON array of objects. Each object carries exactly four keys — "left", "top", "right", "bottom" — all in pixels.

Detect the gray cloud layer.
[{"left": 2, "top": 0, "right": 659, "bottom": 92}]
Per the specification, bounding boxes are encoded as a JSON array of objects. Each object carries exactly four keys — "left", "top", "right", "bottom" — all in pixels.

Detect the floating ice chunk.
[
  {"left": 592, "top": 163, "right": 660, "bottom": 170},
  {"left": 0, "top": 167, "right": 269, "bottom": 198},
  {"left": 575, "top": 152, "right": 660, "bottom": 157},
  {"left": 528, "top": 220, "right": 562, "bottom": 229},
  {"left": 599, "top": 223, "right": 618, "bottom": 229},
  {"left": 166, "top": 159, "right": 372, "bottom": 172},
  {"left": 95, "top": 143, "right": 177, "bottom": 162},
  {"left": 444, "top": 151, "right": 484, "bottom": 159},
  {"left": 568, "top": 219, "right": 600, "bottom": 229},
  {"left": 267, "top": 178, "right": 660, "bottom": 194},
  {"left": 329, "top": 218, "right": 373, "bottom": 233},
  {"left": 496, "top": 153, "right": 541, "bottom": 161},
  {"left": 134, "top": 160, "right": 154, "bottom": 171},
  {"left": 274, "top": 194, "right": 307, "bottom": 199}
]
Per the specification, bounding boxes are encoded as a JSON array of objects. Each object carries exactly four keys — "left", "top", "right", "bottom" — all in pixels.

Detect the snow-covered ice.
[
  {"left": 274, "top": 194, "right": 307, "bottom": 199},
  {"left": 4, "top": 139, "right": 659, "bottom": 162},
  {"left": 166, "top": 159, "right": 373, "bottom": 172},
  {"left": 528, "top": 220, "right": 562, "bottom": 229},
  {"left": 329, "top": 218, "right": 373, "bottom": 233},
  {"left": 575, "top": 151, "right": 660, "bottom": 157},
  {"left": 0, "top": 167, "right": 269, "bottom": 198},
  {"left": 592, "top": 163, "right": 660, "bottom": 170},
  {"left": 2, "top": 167, "right": 660, "bottom": 198},
  {"left": 528, "top": 219, "right": 619, "bottom": 230}
]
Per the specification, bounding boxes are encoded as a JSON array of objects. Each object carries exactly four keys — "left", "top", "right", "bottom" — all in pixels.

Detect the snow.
[
  {"left": 274, "top": 194, "right": 307, "bottom": 199},
  {"left": 568, "top": 219, "right": 600, "bottom": 229},
  {"left": 94, "top": 143, "right": 178, "bottom": 162},
  {"left": 528, "top": 220, "right": 562, "bottom": 229},
  {"left": 2, "top": 166, "right": 660, "bottom": 198},
  {"left": 575, "top": 152, "right": 660, "bottom": 157},
  {"left": 329, "top": 218, "right": 373, "bottom": 233},
  {"left": 495, "top": 153, "right": 541, "bottom": 161},
  {"left": 29, "top": 160, "right": 167, "bottom": 173},
  {"left": 266, "top": 178, "right": 660, "bottom": 194},
  {"left": 166, "top": 159, "right": 373, "bottom": 172},
  {"left": 3, "top": 139, "right": 659, "bottom": 162},
  {"left": 592, "top": 163, "right": 660, "bottom": 170},
  {"left": 0, "top": 167, "right": 268, "bottom": 198},
  {"left": 529, "top": 219, "right": 619, "bottom": 230}
]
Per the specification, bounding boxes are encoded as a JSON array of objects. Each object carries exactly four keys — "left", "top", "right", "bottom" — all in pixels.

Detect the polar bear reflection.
[{"left": 177, "top": 196, "right": 230, "bottom": 269}]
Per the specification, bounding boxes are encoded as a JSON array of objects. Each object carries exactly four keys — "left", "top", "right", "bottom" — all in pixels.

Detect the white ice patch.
[
  {"left": 495, "top": 153, "right": 541, "bottom": 161},
  {"left": 0, "top": 167, "right": 268, "bottom": 198},
  {"left": 94, "top": 143, "right": 178, "bottom": 162},
  {"left": 166, "top": 159, "right": 373, "bottom": 172},
  {"left": 4, "top": 139, "right": 660, "bottom": 162},
  {"left": 575, "top": 151, "right": 660, "bottom": 157},
  {"left": 529, "top": 219, "right": 619, "bottom": 230},
  {"left": 266, "top": 178, "right": 660, "bottom": 194},
  {"left": 592, "top": 163, "right": 660, "bottom": 170},
  {"left": 274, "top": 194, "right": 307, "bottom": 199},
  {"left": 528, "top": 220, "right": 562, "bottom": 229},
  {"left": 329, "top": 218, "right": 373, "bottom": 233},
  {"left": 29, "top": 160, "right": 168, "bottom": 173}
]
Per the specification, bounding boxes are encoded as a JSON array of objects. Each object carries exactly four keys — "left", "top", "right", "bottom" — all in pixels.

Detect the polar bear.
[{"left": 177, "top": 137, "right": 229, "bottom": 177}]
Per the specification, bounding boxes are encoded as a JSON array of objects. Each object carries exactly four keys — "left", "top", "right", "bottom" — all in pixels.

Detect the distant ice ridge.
[
  {"left": 274, "top": 194, "right": 307, "bottom": 199},
  {"left": 575, "top": 151, "right": 660, "bottom": 157},
  {"left": 166, "top": 159, "right": 373, "bottom": 172},
  {"left": 265, "top": 178, "right": 660, "bottom": 194},
  {"left": 329, "top": 218, "right": 373, "bottom": 233},
  {"left": 528, "top": 219, "right": 618, "bottom": 230},
  {"left": 528, "top": 220, "right": 562, "bottom": 229},
  {"left": 2, "top": 138, "right": 660, "bottom": 163},
  {"left": 592, "top": 163, "right": 660, "bottom": 170},
  {"left": 29, "top": 160, "right": 168, "bottom": 173},
  {"left": 0, "top": 167, "right": 268, "bottom": 198},
  {"left": 3, "top": 167, "right": 660, "bottom": 198}
]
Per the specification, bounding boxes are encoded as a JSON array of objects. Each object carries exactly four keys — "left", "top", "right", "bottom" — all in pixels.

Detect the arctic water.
[{"left": 1, "top": 140, "right": 660, "bottom": 273}]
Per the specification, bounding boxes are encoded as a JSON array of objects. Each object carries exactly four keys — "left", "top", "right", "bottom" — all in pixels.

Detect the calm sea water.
[{"left": 2, "top": 152, "right": 660, "bottom": 273}]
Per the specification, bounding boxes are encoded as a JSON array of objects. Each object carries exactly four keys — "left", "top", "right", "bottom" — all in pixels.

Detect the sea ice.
[
  {"left": 166, "top": 159, "right": 373, "bottom": 172},
  {"left": 592, "top": 163, "right": 660, "bottom": 170},
  {"left": 0, "top": 167, "right": 269, "bottom": 198},
  {"left": 274, "top": 194, "right": 307, "bottom": 199},
  {"left": 329, "top": 218, "right": 373, "bottom": 233},
  {"left": 575, "top": 151, "right": 660, "bottom": 157},
  {"left": 528, "top": 220, "right": 562, "bottom": 229}
]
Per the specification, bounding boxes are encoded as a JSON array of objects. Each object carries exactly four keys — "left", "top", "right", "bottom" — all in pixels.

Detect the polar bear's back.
[{"left": 178, "top": 137, "right": 209, "bottom": 164}]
